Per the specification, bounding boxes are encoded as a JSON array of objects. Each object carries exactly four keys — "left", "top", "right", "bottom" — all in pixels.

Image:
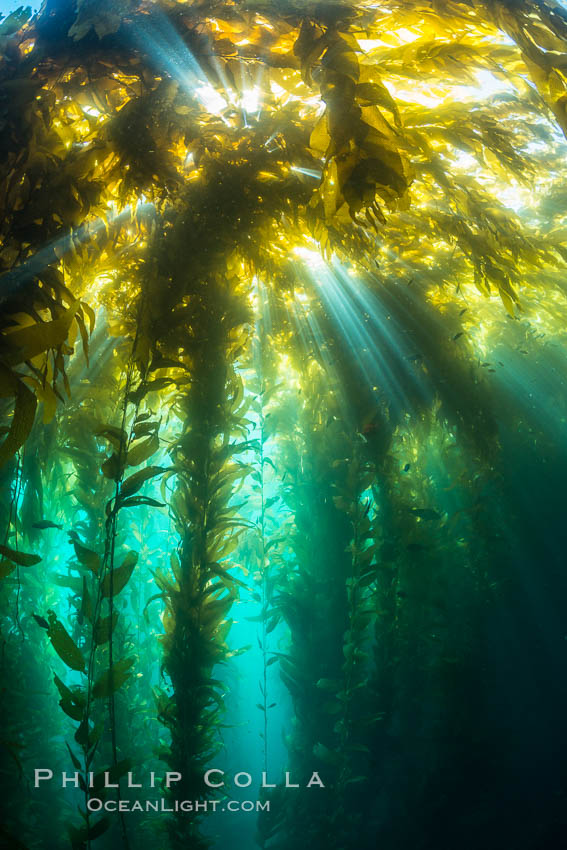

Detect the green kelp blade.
[
  {"left": 119, "top": 465, "right": 166, "bottom": 499},
  {"left": 0, "top": 368, "right": 37, "bottom": 468},
  {"left": 0, "top": 544, "right": 41, "bottom": 566},
  {"left": 92, "top": 657, "right": 135, "bottom": 699},
  {"left": 47, "top": 611, "right": 85, "bottom": 672}
]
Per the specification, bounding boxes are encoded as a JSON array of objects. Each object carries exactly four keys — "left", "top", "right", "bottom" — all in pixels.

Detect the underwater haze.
[{"left": 2, "top": 1, "right": 567, "bottom": 849}]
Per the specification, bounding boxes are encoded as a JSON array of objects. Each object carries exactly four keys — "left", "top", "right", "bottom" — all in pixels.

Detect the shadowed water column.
[{"left": 266, "top": 358, "right": 377, "bottom": 850}]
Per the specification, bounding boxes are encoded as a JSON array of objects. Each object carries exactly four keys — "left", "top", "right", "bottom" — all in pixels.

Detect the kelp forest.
[{"left": 2, "top": 0, "right": 567, "bottom": 848}]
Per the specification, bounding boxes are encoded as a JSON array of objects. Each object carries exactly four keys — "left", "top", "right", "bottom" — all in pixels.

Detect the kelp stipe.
[
  {"left": 31, "top": 332, "right": 168, "bottom": 849},
  {"left": 135, "top": 191, "right": 256, "bottom": 847}
]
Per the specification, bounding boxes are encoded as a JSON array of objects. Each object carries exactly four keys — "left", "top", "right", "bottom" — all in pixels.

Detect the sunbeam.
[{"left": 294, "top": 249, "right": 434, "bottom": 417}]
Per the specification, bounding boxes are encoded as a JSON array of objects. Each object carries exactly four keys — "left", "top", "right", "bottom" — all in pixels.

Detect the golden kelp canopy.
[{"left": 0, "top": 0, "right": 566, "bottom": 457}]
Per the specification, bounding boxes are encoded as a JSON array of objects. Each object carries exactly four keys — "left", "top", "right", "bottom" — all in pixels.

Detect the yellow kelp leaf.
[
  {"left": 360, "top": 106, "right": 398, "bottom": 142},
  {"left": 70, "top": 537, "right": 101, "bottom": 574},
  {"left": 201, "top": 592, "right": 235, "bottom": 631},
  {"left": 499, "top": 288, "right": 518, "bottom": 317},
  {"left": 552, "top": 95, "right": 567, "bottom": 136},
  {"left": 41, "top": 379, "right": 58, "bottom": 424},
  {"left": 335, "top": 201, "right": 353, "bottom": 224},
  {"left": 120, "top": 465, "right": 165, "bottom": 498},
  {"left": 21, "top": 375, "right": 58, "bottom": 424},
  {"left": 215, "top": 617, "right": 233, "bottom": 644},
  {"left": 2, "top": 301, "right": 80, "bottom": 366},
  {"left": 75, "top": 310, "right": 89, "bottom": 366},
  {"left": 356, "top": 77, "right": 401, "bottom": 126},
  {"left": 294, "top": 20, "right": 328, "bottom": 85},
  {"left": 95, "top": 424, "right": 128, "bottom": 451},
  {"left": 81, "top": 301, "right": 96, "bottom": 335},
  {"left": 310, "top": 112, "right": 331, "bottom": 158},
  {"left": 101, "top": 551, "right": 138, "bottom": 597},
  {"left": 133, "top": 332, "right": 151, "bottom": 373},
  {"left": 102, "top": 452, "right": 123, "bottom": 481},
  {"left": 528, "top": 22, "right": 566, "bottom": 52},
  {"left": 0, "top": 365, "right": 37, "bottom": 468},
  {"left": 548, "top": 69, "right": 567, "bottom": 103},
  {"left": 126, "top": 433, "right": 159, "bottom": 467},
  {"left": 322, "top": 38, "right": 360, "bottom": 82},
  {"left": 322, "top": 160, "right": 339, "bottom": 220},
  {"left": 214, "top": 15, "right": 248, "bottom": 36}
]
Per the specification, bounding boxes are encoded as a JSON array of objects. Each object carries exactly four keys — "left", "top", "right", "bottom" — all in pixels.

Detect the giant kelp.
[{"left": 1, "top": 2, "right": 567, "bottom": 850}]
